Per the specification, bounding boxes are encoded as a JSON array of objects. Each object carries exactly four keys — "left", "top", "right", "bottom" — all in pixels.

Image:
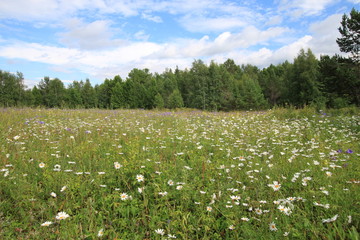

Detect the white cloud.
[
  {"left": 141, "top": 12, "right": 163, "bottom": 23},
  {"left": 0, "top": 24, "right": 289, "bottom": 80},
  {"left": 278, "top": 0, "right": 337, "bottom": 17},
  {"left": 179, "top": 15, "right": 247, "bottom": 33},
  {"left": 134, "top": 30, "right": 150, "bottom": 41},
  {"left": 58, "top": 18, "right": 125, "bottom": 50},
  {"left": 308, "top": 14, "right": 343, "bottom": 56}
]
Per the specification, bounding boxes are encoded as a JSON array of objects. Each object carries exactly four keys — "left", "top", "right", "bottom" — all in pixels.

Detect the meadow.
[{"left": 0, "top": 108, "right": 359, "bottom": 239}]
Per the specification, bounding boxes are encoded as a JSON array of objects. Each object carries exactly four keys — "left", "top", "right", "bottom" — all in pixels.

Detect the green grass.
[{"left": 0, "top": 108, "right": 359, "bottom": 239}]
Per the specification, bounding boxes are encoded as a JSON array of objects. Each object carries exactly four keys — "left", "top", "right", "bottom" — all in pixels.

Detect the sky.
[{"left": 0, "top": 0, "right": 359, "bottom": 89}]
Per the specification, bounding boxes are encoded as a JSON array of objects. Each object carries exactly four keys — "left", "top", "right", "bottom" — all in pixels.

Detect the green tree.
[
  {"left": 154, "top": 92, "right": 165, "bottom": 109},
  {"left": 288, "top": 49, "right": 322, "bottom": 107},
  {"left": 259, "top": 64, "right": 286, "bottom": 106},
  {"left": 32, "top": 86, "right": 43, "bottom": 106},
  {"left": 48, "top": 78, "right": 65, "bottom": 107},
  {"left": 0, "top": 71, "right": 25, "bottom": 107},
  {"left": 111, "top": 82, "right": 125, "bottom": 109},
  {"left": 66, "top": 81, "right": 83, "bottom": 108},
  {"left": 82, "top": 79, "right": 96, "bottom": 108},
  {"left": 168, "top": 89, "right": 184, "bottom": 109},
  {"left": 236, "top": 74, "right": 267, "bottom": 110},
  {"left": 189, "top": 60, "right": 209, "bottom": 110},
  {"left": 336, "top": 8, "right": 360, "bottom": 63}
]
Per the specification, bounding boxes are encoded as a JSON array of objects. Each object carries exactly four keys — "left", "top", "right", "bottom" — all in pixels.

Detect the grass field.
[{"left": 0, "top": 108, "right": 359, "bottom": 239}]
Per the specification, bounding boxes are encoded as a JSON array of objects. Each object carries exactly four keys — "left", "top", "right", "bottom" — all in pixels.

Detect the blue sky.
[{"left": 0, "top": 0, "right": 358, "bottom": 88}]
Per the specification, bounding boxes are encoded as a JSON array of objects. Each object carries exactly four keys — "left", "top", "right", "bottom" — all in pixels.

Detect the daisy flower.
[
  {"left": 50, "top": 192, "right": 57, "bottom": 198},
  {"left": 39, "top": 162, "right": 45, "bottom": 168},
  {"left": 168, "top": 180, "right": 174, "bottom": 186},
  {"left": 206, "top": 206, "right": 213, "bottom": 212},
  {"left": 255, "top": 208, "right": 263, "bottom": 215},
  {"left": 114, "top": 162, "right": 122, "bottom": 169},
  {"left": 55, "top": 211, "right": 70, "bottom": 220},
  {"left": 241, "top": 217, "right": 250, "bottom": 221},
  {"left": 136, "top": 174, "right": 144, "bottom": 182},
  {"left": 269, "top": 222, "right": 277, "bottom": 231},
  {"left": 60, "top": 186, "right": 67, "bottom": 192},
  {"left": 229, "top": 225, "right": 235, "bottom": 230},
  {"left": 41, "top": 221, "right": 53, "bottom": 227},
  {"left": 268, "top": 181, "right": 281, "bottom": 191},
  {"left": 176, "top": 185, "right": 183, "bottom": 190},
  {"left": 98, "top": 228, "right": 104, "bottom": 237},
  {"left": 120, "top": 193, "right": 129, "bottom": 201},
  {"left": 322, "top": 214, "right": 338, "bottom": 223},
  {"left": 155, "top": 229, "right": 165, "bottom": 235},
  {"left": 230, "top": 195, "right": 241, "bottom": 201}
]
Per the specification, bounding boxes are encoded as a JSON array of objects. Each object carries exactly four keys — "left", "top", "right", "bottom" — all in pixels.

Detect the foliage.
[{"left": 336, "top": 8, "right": 360, "bottom": 63}]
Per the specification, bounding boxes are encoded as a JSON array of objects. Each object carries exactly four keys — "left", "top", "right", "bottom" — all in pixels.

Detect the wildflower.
[
  {"left": 348, "top": 215, "right": 352, "bottom": 224},
  {"left": 98, "top": 228, "right": 104, "bottom": 237},
  {"left": 60, "top": 186, "right": 67, "bottom": 192},
  {"left": 136, "top": 174, "right": 144, "bottom": 182},
  {"left": 230, "top": 195, "right": 241, "bottom": 201},
  {"left": 120, "top": 193, "right": 129, "bottom": 201},
  {"left": 138, "top": 187, "right": 144, "bottom": 193},
  {"left": 50, "top": 192, "right": 57, "bottom": 198},
  {"left": 41, "top": 221, "right": 53, "bottom": 226},
  {"left": 53, "top": 164, "right": 61, "bottom": 171},
  {"left": 168, "top": 234, "right": 177, "bottom": 238},
  {"left": 241, "top": 217, "right": 250, "bottom": 221},
  {"left": 159, "top": 191, "right": 168, "bottom": 196},
  {"left": 322, "top": 214, "right": 338, "bottom": 223},
  {"left": 114, "top": 162, "right": 122, "bottom": 169},
  {"left": 269, "top": 222, "right": 277, "bottom": 231},
  {"left": 346, "top": 149, "right": 353, "bottom": 154},
  {"left": 13, "top": 135, "right": 20, "bottom": 140},
  {"left": 268, "top": 181, "right": 281, "bottom": 191},
  {"left": 55, "top": 211, "right": 70, "bottom": 220},
  {"left": 283, "top": 232, "right": 289, "bottom": 236},
  {"left": 168, "top": 180, "right": 174, "bottom": 186},
  {"left": 325, "top": 171, "right": 332, "bottom": 177},
  {"left": 255, "top": 208, "right": 262, "bottom": 215},
  {"left": 206, "top": 206, "right": 213, "bottom": 212},
  {"left": 229, "top": 225, "right": 235, "bottom": 230},
  {"left": 176, "top": 185, "right": 183, "bottom": 190},
  {"left": 39, "top": 162, "right": 45, "bottom": 168},
  {"left": 155, "top": 229, "right": 165, "bottom": 235},
  {"left": 302, "top": 177, "right": 312, "bottom": 186}
]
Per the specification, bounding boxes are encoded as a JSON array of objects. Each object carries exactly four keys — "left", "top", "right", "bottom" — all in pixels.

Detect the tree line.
[{"left": 1, "top": 9, "right": 359, "bottom": 111}]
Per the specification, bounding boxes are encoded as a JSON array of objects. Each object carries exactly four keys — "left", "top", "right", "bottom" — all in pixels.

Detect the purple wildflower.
[{"left": 346, "top": 149, "right": 353, "bottom": 154}]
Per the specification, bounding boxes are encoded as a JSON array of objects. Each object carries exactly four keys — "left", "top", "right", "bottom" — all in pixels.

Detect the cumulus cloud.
[
  {"left": 308, "top": 14, "right": 343, "bottom": 56},
  {"left": 58, "top": 18, "right": 125, "bottom": 50}
]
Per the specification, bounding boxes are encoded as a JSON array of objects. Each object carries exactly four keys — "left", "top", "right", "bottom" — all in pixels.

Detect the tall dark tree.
[
  {"left": 0, "top": 71, "right": 25, "bottom": 107},
  {"left": 82, "top": 79, "right": 96, "bottom": 108},
  {"left": 336, "top": 8, "right": 360, "bottom": 63},
  {"left": 48, "top": 78, "right": 65, "bottom": 107},
  {"left": 288, "top": 49, "right": 322, "bottom": 107}
]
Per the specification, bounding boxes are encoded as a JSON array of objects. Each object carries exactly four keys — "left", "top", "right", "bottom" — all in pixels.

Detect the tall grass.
[{"left": 0, "top": 108, "right": 359, "bottom": 239}]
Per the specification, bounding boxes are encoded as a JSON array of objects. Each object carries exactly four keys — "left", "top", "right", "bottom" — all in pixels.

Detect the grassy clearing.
[{"left": 0, "top": 108, "right": 359, "bottom": 239}]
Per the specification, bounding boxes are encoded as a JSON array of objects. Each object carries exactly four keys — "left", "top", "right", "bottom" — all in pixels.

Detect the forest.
[{"left": 0, "top": 9, "right": 359, "bottom": 111}]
